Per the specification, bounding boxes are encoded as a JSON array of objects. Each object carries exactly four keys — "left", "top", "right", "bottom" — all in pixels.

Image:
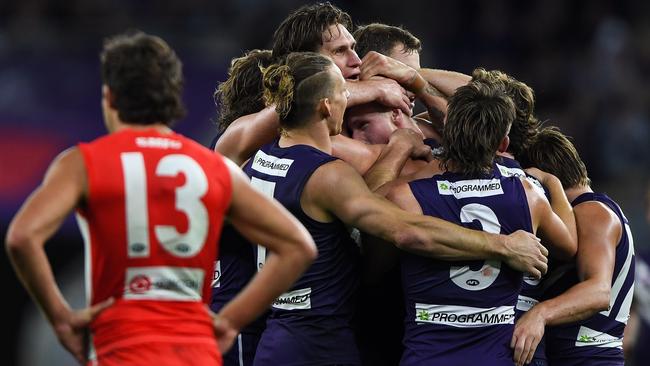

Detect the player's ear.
[
  {"left": 391, "top": 109, "right": 401, "bottom": 123},
  {"left": 102, "top": 85, "right": 117, "bottom": 109},
  {"left": 318, "top": 97, "right": 332, "bottom": 118},
  {"left": 498, "top": 135, "right": 510, "bottom": 153}
]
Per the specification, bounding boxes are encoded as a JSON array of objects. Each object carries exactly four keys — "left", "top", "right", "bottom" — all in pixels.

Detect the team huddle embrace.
[{"left": 6, "top": 2, "right": 635, "bottom": 366}]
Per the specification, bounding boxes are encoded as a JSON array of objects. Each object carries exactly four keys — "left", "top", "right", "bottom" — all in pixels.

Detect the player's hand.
[
  {"left": 511, "top": 306, "right": 546, "bottom": 366},
  {"left": 524, "top": 167, "right": 556, "bottom": 186},
  {"left": 54, "top": 297, "right": 114, "bottom": 365},
  {"left": 361, "top": 51, "right": 425, "bottom": 93},
  {"left": 502, "top": 230, "right": 548, "bottom": 279},
  {"left": 212, "top": 313, "right": 239, "bottom": 353},
  {"left": 389, "top": 128, "right": 431, "bottom": 162},
  {"left": 368, "top": 77, "right": 412, "bottom": 116}
]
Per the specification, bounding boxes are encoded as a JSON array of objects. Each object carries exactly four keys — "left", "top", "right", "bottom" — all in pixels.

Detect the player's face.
[
  {"left": 318, "top": 24, "right": 361, "bottom": 80},
  {"left": 388, "top": 43, "right": 421, "bottom": 70},
  {"left": 345, "top": 103, "right": 422, "bottom": 144},
  {"left": 346, "top": 103, "right": 395, "bottom": 144},
  {"left": 326, "top": 66, "right": 350, "bottom": 136}
]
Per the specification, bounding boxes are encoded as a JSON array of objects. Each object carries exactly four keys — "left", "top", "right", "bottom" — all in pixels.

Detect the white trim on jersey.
[{"left": 600, "top": 223, "right": 635, "bottom": 320}]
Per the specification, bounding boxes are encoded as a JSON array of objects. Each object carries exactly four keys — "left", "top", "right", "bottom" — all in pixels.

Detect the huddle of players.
[{"left": 210, "top": 2, "right": 635, "bottom": 366}]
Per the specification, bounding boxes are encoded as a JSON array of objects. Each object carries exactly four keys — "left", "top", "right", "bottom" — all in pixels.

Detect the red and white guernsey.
[{"left": 76, "top": 128, "right": 231, "bottom": 359}]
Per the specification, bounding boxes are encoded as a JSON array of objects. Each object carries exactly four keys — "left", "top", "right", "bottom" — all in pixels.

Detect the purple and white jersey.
[
  {"left": 402, "top": 171, "right": 532, "bottom": 366},
  {"left": 545, "top": 192, "right": 635, "bottom": 366},
  {"left": 244, "top": 140, "right": 361, "bottom": 366}
]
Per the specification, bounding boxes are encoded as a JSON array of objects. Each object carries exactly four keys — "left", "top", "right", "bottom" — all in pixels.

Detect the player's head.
[
  {"left": 521, "top": 126, "right": 590, "bottom": 189},
  {"left": 440, "top": 80, "right": 515, "bottom": 176},
  {"left": 272, "top": 2, "right": 360, "bottom": 79},
  {"left": 215, "top": 49, "right": 273, "bottom": 132},
  {"left": 100, "top": 30, "right": 185, "bottom": 130},
  {"left": 343, "top": 23, "right": 422, "bottom": 144},
  {"left": 472, "top": 68, "right": 539, "bottom": 158},
  {"left": 345, "top": 103, "right": 422, "bottom": 144},
  {"left": 353, "top": 23, "right": 422, "bottom": 69},
  {"left": 262, "top": 52, "right": 348, "bottom": 135}
]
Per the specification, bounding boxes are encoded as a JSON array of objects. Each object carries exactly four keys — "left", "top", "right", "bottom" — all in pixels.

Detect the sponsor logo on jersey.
[
  {"left": 575, "top": 325, "right": 623, "bottom": 349},
  {"left": 496, "top": 164, "right": 547, "bottom": 199},
  {"left": 437, "top": 179, "right": 504, "bottom": 199},
  {"left": 129, "top": 274, "right": 152, "bottom": 293},
  {"left": 272, "top": 287, "right": 311, "bottom": 310},
  {"left": 251, "top": 150, "right": 294, "bottom": 177},
  {"left": 414, "top": 303, "right": 515, "bottom": 328},
  {"left": 124, "top": 266, "right": 204, "bottom": 301},
  {"left": 135, "top": 137, "right": 182, "bottom": 149}
]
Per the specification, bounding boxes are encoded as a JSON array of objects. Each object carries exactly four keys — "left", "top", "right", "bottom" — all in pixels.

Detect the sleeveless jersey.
[
  {"left": 494, "top": 155, "right": 550, "bottom": 363},
  {"left": 244, "top": 140, "right": 361, "bottom": 366},
  {"left": 77, "top": 128, "right": 231, "bottom": 359},
  {"left": 402, "top": 170, "right": 533, "bottom": 366},
  {"left": 545, "top": 192, "right": 635, "bottom": 366}
]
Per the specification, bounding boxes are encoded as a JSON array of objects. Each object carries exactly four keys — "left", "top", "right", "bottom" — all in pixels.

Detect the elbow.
[
  {"left": 592, "top": 284, "right": 611, "bottom": 313},
  {"left": 302, "top": 239, "right": 318, "bottom": 263},
  {"left": 5, "top": 225, "right": 32, "bottom": 259},
  {"left": 393, "top": 227, "right": 427, "bottom": 254}
]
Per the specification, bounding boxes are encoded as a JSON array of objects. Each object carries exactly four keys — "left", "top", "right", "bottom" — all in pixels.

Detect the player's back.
[
  {"left": 243, "top": 139, "right": 361, "bottom": 366},
  {"left": 401, "top": 171, "right": 532, "bottom": 366},
  {"left": 545, "top": 192, "right": 634, "bottom": 366},
  {"left": 77, "top": 127, "right": 232, "bottom": 359}
]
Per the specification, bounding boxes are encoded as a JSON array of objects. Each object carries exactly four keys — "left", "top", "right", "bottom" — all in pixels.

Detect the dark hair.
[
  {"left": 471, "top": 68, "right": 539, "bottom": 158},
  {"left": 272, "top": 2, "right": 353, "bottom": 59},
  {"left": 353, "top": 23, "right": 421, "bottom": 58},
  {"left": 100, "top": 30, "right": 185, "bottom": 125},
  {"left": 262, "top": 52, "right": 334, "bottom": 130},
  {"left": 520, "top": 126, "right": 590, "bottom": 189},
  {"left": 214, "top": 49, "right": 273, "bottom": 132},
  {"left": 440, "top": 81, "right": 515, "bottom": 176}
]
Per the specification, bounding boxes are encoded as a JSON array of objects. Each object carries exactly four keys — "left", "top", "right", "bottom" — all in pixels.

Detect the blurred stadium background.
[{"left": 1, "top": 0, "right": 649, "bottom": 364}]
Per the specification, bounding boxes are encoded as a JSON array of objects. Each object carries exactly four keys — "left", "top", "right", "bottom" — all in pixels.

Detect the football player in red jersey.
[{"left": 5, "top": 31, "right": 316, "bottom": 366}]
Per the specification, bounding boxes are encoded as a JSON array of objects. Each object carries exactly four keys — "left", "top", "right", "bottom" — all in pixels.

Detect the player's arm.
[
  {"left": 214, "top": 159, "right": 317, "bottom": 350},
  {"left": 214, "top": 106, "right": 279, "bottom": 166},
  {"left": 418, "top": 68, "right": 471, "bottom": 98},
  {"left": 511, "top": 202, "right": 620, "bottom": 366},
  {"left": 346, "top": 77, "right": 412, "bottom": 115},
  {"left": 525, "top": 168, "right": 578, "bottom": 258},
  {"left": 331, "top": 134, "right": 383, "bottom": 175},
  {"left": 524, "top": 178, "right": 577, "bottom": 260},
  {"left": 359, "top": 52, "right": 446, "bottom": 118},
  {"left": 5, "top": 148, "right": 113, "bottom": 365},
  {"left": 362, "top": 129, "right": 432, "bottom": 192},
  {"left": 308, "top": 161, "right": 548, "bottom": 277}
]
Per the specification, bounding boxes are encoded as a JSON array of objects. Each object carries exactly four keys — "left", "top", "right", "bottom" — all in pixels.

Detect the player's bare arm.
[
  {"left": 511, "top": 201, "right": 621, "bottom": 366},
  {"left": 523, "top": 178, "right": 577, "bottom": 260},
  {"left": 302, "top": 159, "right": 548, "bottom": 278},
  {"left": 214, "top": 106, "right": 279, "bottom": 166},
  {"left": 525, "top": 167, "right": 578, "bottom": 259},
  {"left": 5, "top": 148, "right": 113, "bottom": 365}
]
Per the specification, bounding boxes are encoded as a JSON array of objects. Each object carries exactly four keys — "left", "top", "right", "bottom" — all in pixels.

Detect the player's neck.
[
  {"left": 565, "top": 185, "right": 592, "bottom": 203},
  {"left": 278, "top": 120, "right": 332, "bottom": 154},
  {"left": 112, "top": 120, "right": 173, "bottom": 135}
]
